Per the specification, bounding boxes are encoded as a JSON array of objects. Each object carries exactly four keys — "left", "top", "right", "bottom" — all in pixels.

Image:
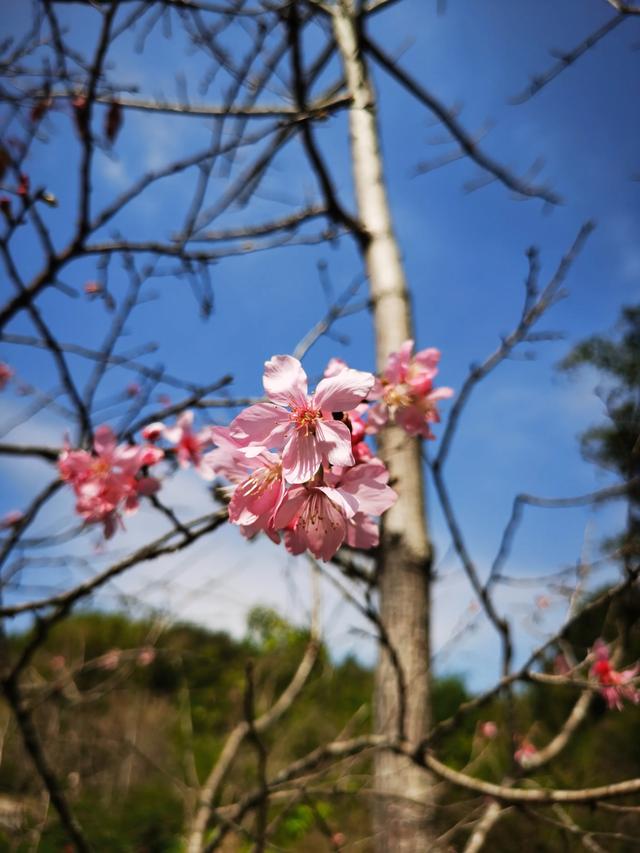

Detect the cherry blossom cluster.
[
  {"left": 56, "top": 342, "right": 453, "bottom": 559},
  {"left": 367, "top": 340, "right": 454, "bottom": 439},
  {"left": 205, "top": 354, "right": 397, "bottom": 560},
  {"left": 590, "top": 639, "right": 640, "bottom": 711},
  {"left": 58, "top": 426, "right": 163, "bottom": 539},
  {"left": 142, "top": 410, "right": 218, "bottom": 480}
]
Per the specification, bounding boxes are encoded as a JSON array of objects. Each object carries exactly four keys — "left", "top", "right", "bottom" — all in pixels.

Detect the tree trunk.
[{"left": 333, "top": 5, "right": 439, "bottom": 851}]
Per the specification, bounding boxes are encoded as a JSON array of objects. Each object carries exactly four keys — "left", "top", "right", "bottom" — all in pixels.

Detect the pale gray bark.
[{"left": 333, "top": 4, "right": 439, "bottom": 850}]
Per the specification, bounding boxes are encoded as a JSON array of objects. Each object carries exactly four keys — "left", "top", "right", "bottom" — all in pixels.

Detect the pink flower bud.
[
  {"left": 0, "top": 509, "right": 24, "bottom": 529},
  {"left": 137, "top": 648, "right": 156, "bottom": 667},
  {"left": 480, "top": 721, "right": 498, "bottom": 739}
]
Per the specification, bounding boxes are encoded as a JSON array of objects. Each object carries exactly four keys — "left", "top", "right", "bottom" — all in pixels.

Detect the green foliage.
[
  {"left": 36, "top": 785, "right": 184, "bottom": 852},
  {"left": 560, "top": 304, "right": 640, "bottom": 568},
  {"left": 3, "top": 604, "right": 640, "bottom": 850}
]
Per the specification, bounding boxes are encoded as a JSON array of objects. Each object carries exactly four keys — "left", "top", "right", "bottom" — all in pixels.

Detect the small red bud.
[
  {"left": 30, "top": 96, "right": 52, "bottom": 123},
  {"left": 72, "top": 94, "right": 89, "bottom": 138},
  {"left": 16, "top": 173, "right": 30, "bottom": 197},
  {"left": 105, "top": 101, "right": 123, "bottom": 144}
]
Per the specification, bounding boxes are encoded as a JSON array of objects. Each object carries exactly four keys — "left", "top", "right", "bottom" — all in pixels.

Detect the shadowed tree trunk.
[{"left": 333, "top": 4, "right": 439, "bottom": 850}]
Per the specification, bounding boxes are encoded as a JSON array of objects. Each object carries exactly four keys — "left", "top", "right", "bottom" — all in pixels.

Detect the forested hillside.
[{"left": 2, "top": 591, "right": 639, "bottom": 851}]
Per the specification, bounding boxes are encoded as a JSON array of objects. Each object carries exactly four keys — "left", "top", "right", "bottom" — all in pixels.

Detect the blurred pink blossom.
[
  {"left": 514, "top": 739, "right": 537, "bottom": 767},
  {"left": 137, "top": 648, "right": 156, "bottom": 667},
  {"left": 590, "top": 639, "right": 640, "bottom": 711},
  {"left": 0, "top": 362, "right": 13, "bottom": 390},
  {"left": 367, "top": 340, "right": 453, "bottom": 439},
  {"left": 480, "top": 721, "right": 498, "bottom": 739},
  {"left": 59, "top": 425, "right": 163, "bottom": 538},
  {"left": 160, "top": 410, "right": 217, "bottom": 479}
]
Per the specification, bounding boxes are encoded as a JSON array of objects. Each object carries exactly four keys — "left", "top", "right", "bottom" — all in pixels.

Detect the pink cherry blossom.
[
  {"left": 126, "top": 381, "right": 141, "bottom": 398},
  {"left": 206, "top": 426, "right": 285, "bottom": 543},
  {"left": 480, "top": 721, "right": 498, "bottom": 739},
  {"left": 322, "top": 361, "right": 373, "bottom": 463},
  {"left": 367, "top": 340, "right": 453, "bottom": 439},
  {"left": 137, "top": 647, "right": 156, "bottom": 667},
  {"left": 590, "top": 639, "right": 640, "bottom": 711},
  {"left": 348, "top": 404, "right": 373, "bottom": 463},
  {"left": 231, "top": 355, "right": 375, "bottom": 484},
  {"left": 325, "top": 457, "right": 397, "bottom": 550},
  {"left": 514, "top": 739, "right": 537, "bottom": 767},
  {"left": 58, "top": 425, "right": 163, "bottom": 538},
  {"left": 0, "top": 362, "right": 13, "bottom": 391},
  {"left": 274, "top": 458, "right": 396, "bottom": 560},
  {"left": 275, "top": 482, "right": 354, "bottom": 561},
  {"left": 161, "top": 410, "right": 217, "bottom": 480}
]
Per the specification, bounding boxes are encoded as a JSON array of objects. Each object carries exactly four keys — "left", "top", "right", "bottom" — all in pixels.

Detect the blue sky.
[{"left": 1, "top": 0, "right": 638, "bottom": 689}]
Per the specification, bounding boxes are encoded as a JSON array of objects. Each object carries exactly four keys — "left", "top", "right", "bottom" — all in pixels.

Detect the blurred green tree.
[{"left": 560, "top": 304, "right": 640, "bottom": 575}]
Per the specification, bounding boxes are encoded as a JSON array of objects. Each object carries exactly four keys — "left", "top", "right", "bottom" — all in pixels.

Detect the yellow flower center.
[{"left": 292, "top": 407, "right": 321, "bottom": 435}]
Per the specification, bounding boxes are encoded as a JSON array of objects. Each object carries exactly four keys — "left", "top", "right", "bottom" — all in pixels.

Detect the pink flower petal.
[
  {"left": 313, "top": 368, "right": 375, "bottom": 412},
  {"left": 139, "top": 446, "right": 164, "bottom": 466},
  {"left": 315, "top": 419, "right": 354, "bottom": 469},
  {"left": 346, "top": 512, "right": 379, "bottom": 550},
  {"left": 427, "top": 386, "right": 455, "bottom": 401},
  {"left": 93, "top": 425, "right": 117, "bottom": 457},
  {"left": 316, "top": 485, "right": 357, "bottom": 519},
  {"left": 323, "top": 357, "right": 348, "bottom": 378},
  {"left": 338, "top": 460, "right": 397, "bottom": 515},
  {"left": 306, "top": 493, "right": 347, "bottom": 560},
  {"left": 365, "top": 401, "right": 388, "bottom": 434},
  {"left": 396, "top": 405, "right": 435, "bottom": 438},
  {"left": 273, "top": 486, "right": 308, "bottom": 529},
  {"left": 282, "top": 430, "right": 322, "bottom": 484},
  {"left": 229, "top": 472, "right": 283, "bottom": 525},
  {"left": 137, "top": 476, "right": 160, "bottom": 496},
  {"left": 263, "top": 355, "right": 308, "bottom": 408},
  {"left": 412, "top": 347, "right": 440, "bottom": 373},
  {"left": 385, "top": 340, "right": 414, "bottom": 384},
  {"left": 283, "top": 527, "right": 307, "bottom": 555},
  {"left": 231, "top": 403, "right": 289, "bottom": 446},
  {"left": 177, "top": 410, "right": 194, "bottom": 430}
]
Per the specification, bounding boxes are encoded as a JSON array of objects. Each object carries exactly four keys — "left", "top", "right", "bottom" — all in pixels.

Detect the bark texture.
[{"left": 333, "top": 4, "right": 439, "bottom": 850}]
